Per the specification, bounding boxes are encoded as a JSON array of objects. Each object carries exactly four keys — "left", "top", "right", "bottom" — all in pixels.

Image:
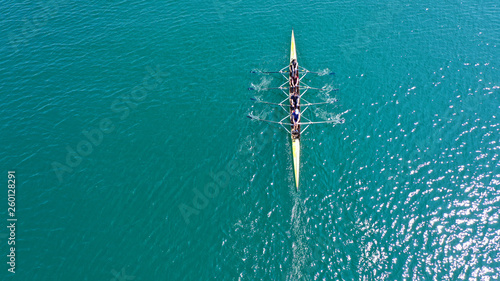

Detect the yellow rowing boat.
[
  {"left": 290, "top": 30, "right": 300, "bottom": 190},
  {"left": 247, "top": 30, "right": 342, "bottom": 191}
]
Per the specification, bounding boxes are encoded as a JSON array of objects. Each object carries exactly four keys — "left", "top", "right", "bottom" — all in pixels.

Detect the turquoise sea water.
[{"left": 1, "top": 0, "right": 499, "bottom": 280}]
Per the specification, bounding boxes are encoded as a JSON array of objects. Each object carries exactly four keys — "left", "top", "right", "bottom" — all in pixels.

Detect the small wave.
[
  {"left": 316, "top": 68, "right": 333, "bottom": 76},
  {"left": 320, "top": 84, "right": 337, "bottom": 95},
  {"left": 249, "top": 76, "right": 273, "bottom": 92}
]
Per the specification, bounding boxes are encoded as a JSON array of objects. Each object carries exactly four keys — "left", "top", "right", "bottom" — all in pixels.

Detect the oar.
[
  {"left": 250, "top": 70, "right": 288, "bottom": 74},
  {"left": 250, "top": 98, "right": 282, "bottom": 106},
  {"left": 247, "top": 115, "right": 291, "bottom": 125},
  {"left": 300, "top": 68, "right": 335, "bottom": 75},
  {"left": 248, "top": 86, "right": 287, "bottom": 91},
  {"left": 305, "top": 70, "right": 335, "bottom": 75},
  {"left": 301, "top": 99, "right": 338, "bottom": 106},
  {"left": 251, "top": 97, "right": 337, "bottom": 106},
  {"left": 303, "top": 86, "right": 339, "bottom": 91},
  {"left": 299, "top": 119, "right": 345, "bottom": 125}
]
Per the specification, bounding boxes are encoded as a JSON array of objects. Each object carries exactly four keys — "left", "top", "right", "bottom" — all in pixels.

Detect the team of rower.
[{"left": 289, "top": 59, "right": 300, "bottom": 133}]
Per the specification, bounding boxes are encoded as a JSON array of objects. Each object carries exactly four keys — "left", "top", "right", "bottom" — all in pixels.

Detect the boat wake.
[
  {"left": 287, "top": 187, "right": 311, "bottom": 281},
  {"left": 249, "top": 76, "right": 273, "bottom": 92},
  {"left": 319, "top": 84, "right": 337, "bottom": 94},
  {"left": 315, "top": 68, "right": 333, "bottom": 76}
]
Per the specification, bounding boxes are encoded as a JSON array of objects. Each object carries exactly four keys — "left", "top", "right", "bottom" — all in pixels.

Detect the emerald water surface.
[{"left": 1, "top": 0, "right": 499, "bottom": 280}]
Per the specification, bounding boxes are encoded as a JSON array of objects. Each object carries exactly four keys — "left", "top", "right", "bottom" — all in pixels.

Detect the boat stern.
[{"left": 292, "top": 138, "right": 300, "bottom": 190}]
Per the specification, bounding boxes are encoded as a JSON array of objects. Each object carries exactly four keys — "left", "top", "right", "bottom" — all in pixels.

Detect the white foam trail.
[
  {"left": 287, "top": 186, "right": 311, "bottom": 280},
  {"left": 321, "top": 84, "right": 335, "bottom": 95},
  {"left": 249, "top": 76, "right": 273, "bottom": 92},
  {"left": 316, "top": 68, "right": 332, "bottom": 76}
]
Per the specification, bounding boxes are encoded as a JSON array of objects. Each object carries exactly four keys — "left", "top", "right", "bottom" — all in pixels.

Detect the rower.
[
  {"left": 290, "top": 91, "right": 300, "bottom": 109},
  {"left": 292, "top": 108, "right": 300, "bottom": 132},
  {"left": 289, "top": 59, "right": 298, "bottom": 77},
  {"left": 290, "top": 73, "right": 299, "bottom": 89}
]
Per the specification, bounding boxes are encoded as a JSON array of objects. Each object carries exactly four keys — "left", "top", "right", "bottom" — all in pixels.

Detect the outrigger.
[{"left": 248, "top": 30, "right": 343, "bottom": 190}]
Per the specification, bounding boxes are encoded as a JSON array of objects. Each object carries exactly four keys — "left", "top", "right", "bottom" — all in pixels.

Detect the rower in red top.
[
  {"left": 290, "top": 73, "right": 299, "bottom": 89},
  {"left": 289, "top": 59, "right": 299, "bottom": 90},
  {"left": 290, "top": 59, "right": 298, "bottom": 77}
]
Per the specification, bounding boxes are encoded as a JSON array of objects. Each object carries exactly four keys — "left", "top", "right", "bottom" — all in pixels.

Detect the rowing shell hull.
[
  {"left": 290, "top": 30, "right": 300, "bottom": 190},
  {"left": 292, "top": 138, "right": 300, "bottom": 189},
  {"left": 290, "top": 30, "right": 297, "bottom": 63}
]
